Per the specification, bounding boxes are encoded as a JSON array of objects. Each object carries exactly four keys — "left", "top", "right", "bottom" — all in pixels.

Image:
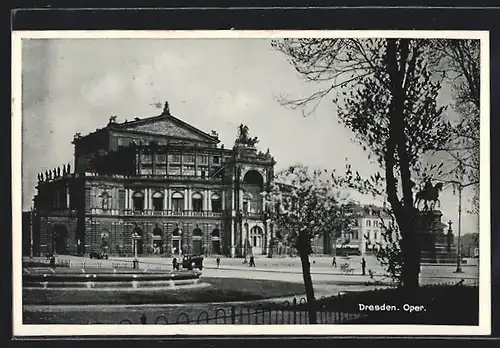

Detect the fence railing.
[
  {"left": 22, "top": 259, "right": 71, "bottom": 268},
  {"left": 119, "top": 296, "right": 366, "bottom": 325}
]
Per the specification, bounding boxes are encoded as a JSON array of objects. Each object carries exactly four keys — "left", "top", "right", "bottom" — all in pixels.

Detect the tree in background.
[
  {"left": 428, "top": 40, "right": 480, "bottom": 214},
  {"left": 267, "top": 164, "right": 357, "bottom": 323},
  {"left": 272, "top": 38, "right": 455, "bottom": 290}
]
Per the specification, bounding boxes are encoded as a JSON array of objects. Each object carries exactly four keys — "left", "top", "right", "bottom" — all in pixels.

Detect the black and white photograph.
[{"left": 12, "top": 30, "right": 490, "bottom": 336}]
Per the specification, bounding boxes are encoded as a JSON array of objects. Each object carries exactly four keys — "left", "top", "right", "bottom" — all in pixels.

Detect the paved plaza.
[{"left": 48, "top": 254, "right": 478, "bottom": 287}]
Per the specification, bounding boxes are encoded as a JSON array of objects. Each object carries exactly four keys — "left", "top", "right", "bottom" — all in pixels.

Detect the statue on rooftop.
[
  {"left": 57, "top": 166, "right": 61, "bottom": 177},
  {"left": 163, "top": 101, "right": 170, "bottom": 115},
  {"left": 235, "top": 124, "right": 260, "bottom": 147}
]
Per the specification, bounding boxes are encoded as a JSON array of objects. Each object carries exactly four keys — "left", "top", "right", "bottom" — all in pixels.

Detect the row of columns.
[{"left": 124, "top": 187, "right": 224, "bottom": 211}]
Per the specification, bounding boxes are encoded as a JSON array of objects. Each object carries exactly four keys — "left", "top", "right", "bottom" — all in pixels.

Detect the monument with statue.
[{"left": 415, "top": 180, "right": 458, "bottom": 264}]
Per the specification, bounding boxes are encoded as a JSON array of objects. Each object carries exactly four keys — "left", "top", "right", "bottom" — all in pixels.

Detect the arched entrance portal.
[
  {"left": 172, "top": 227, "right": 181, "bottom": 255},
  {"left": 192, "top": 228, "right": 203, "bottom": 255},
  {"left": 152, "top": 224, "right": 163, "bottom": 254},
  {"left": 133, "top": 226, "right": 144, "bottom": 255},
  {"left": 53, "top": 224, "right": 68, "bottom": 254},
  {"left": 211, "top": 228, "right": 221, "bottom": 254},
  {"left": 250, "top": 226, "right": 264, "bottom": 255}
]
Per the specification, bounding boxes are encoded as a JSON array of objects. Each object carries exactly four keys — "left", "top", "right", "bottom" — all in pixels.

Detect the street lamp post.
[
  {"left": 454, "top": 182, "right": 464, "bottom": 273},
  {"left": 243, "top": 211, "right": 249, "bottom": 263},
  {"left": 432, "top": 178, "right": 465, "bottom": 274},
  {"left": 132, "top": 232, "right": 140, "bottom": 269},
  {"left": 30, "top": 207, "right": 34, "bottom": 258}
]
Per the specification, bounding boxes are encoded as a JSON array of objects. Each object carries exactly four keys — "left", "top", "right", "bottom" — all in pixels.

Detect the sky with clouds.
[{"left": 20, "top": 38, "right": 479, "bottom": 234}]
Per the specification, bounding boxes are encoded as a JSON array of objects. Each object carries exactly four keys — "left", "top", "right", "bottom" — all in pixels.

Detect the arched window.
[
  {"left": 132, "top": 191, "right": 144, "bottom": 211},
  {"left": 171, "top": 192, "right": 184, "bottom": 212},
  {"left": 211, "top": 228, "right": 220, "bottom": 238},
  {"left": 153, "top": 225, "right": 163, "bottom": 237},
  {"left": 152, "top": 191, "right": 164, "bottom": 211},
  {"left": 211, "top": 193, "right": 221, "bottom": 212},
  {"left": 101, "top": 192, "right": 109, "bottom": 210},
  {"left": 193, "top": 228, "right": 203, "bottom": 237},
  {"left": 192, "top": 192, "right": 203, "bottom": 212},
  {"left": 172, "top": 227, "right": 181, "bottom": 236}
]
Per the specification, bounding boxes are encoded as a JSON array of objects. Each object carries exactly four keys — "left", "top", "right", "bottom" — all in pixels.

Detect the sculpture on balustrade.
[
  {"left": 53, "top": 168, "right": 57, "bottom": 178},
  {"left": 57, "top": 166, "right": 61, "bottom": 177},
  {"left": 67, "top": 163, "right": 71, "bottom": 174},
  {"left": 62, "top": 164, "right": 67, "bottom": 175}
]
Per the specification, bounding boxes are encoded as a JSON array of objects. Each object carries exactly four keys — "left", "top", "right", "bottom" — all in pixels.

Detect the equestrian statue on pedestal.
[{"left": 415, "top": 179, "right": 444, "bottom": 211}]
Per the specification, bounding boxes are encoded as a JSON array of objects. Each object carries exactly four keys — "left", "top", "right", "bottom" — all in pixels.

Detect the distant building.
[
  {"left": 325, "top": 204, "right": 393, "bottom": 256},
  {"left": 32, "top": 103, "right": 276, "bottom": 258}
]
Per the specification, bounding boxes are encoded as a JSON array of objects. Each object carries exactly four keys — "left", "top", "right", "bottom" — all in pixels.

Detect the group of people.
[{"left": 332, "top": 256, "right": 367, "bottom": 275}]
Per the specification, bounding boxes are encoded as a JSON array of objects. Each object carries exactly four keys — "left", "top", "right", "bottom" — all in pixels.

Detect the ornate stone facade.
[{"left": 33, "top": 105, "right": 276, "bottom": 258}]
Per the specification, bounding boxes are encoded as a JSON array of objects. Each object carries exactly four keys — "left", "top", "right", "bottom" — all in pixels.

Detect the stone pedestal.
[{"left": 416, "top": 210, "right": 458, "bottom": 264}]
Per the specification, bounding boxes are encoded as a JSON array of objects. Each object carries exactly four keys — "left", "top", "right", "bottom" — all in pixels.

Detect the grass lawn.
[{"left": 23, "top": 277, "right": 305, "bottom": 306}]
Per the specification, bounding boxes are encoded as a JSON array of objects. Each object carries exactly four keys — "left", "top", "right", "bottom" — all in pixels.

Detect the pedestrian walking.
[
  {"left": 361, "top": 257, "right": 366, "bottom": 276},
  {"left": 216, "top": 257, "right": 220, "bottom": 268},
  {"left": 332, "top": 256, "right": 337, "bottom": 267},
  {"left": 249, "top": 255, "right": 255, "bottom": 267},
  {"left": 172, "top": 257, "right": 178, "bottom": 271}
]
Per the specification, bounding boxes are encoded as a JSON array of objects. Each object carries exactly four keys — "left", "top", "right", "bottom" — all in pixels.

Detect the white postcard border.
[{"left": 11, "top": 29, "right": 491, "bottom": 337}]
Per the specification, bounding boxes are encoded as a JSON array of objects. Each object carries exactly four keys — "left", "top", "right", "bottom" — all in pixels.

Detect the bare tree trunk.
[{"left": 299, "top": 250, "right": 317, "bottom": 324}]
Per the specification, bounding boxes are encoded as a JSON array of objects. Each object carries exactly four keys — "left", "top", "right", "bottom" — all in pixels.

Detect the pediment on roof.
[{"left": 119, "top": 115, "right": 217, "bottom": 143}]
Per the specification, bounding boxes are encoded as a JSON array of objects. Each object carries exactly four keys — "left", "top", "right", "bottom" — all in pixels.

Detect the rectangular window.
[
  {"left": 197, "top": 166, "right": 209, "bottom": 178},
  {"left": 213, "top": 156, "right": 220, "bottom": 164},
  {"left": 211, "top": 199, "right": 222, "bottom": 212},
  {"left": 169, "top": 154, "right": 181, "bottom": 163},
  {"left": 183, "top": 154, "right": 195, "bottom": 163},
  {"left": 192, "top": 198, "right": 203, "bottom": 212},
  {"left": 374, "top": 220, "right": 379, "bottom": 227},
  {"left": 142, "top": 154, "right": 152, "bottom": 163},
  {"left": 156, "top": 153, "right": 166, "bottom": 163},
  {"left": 198, "top": 155, "right": 208, "bottom": 164},
  {"left": 172, "top": 198, "right": 184, "bottom": 212},
  {"left": 140, "top": 168, "right": 153, "bottom": 176},
  {"left": 183, "top": 165, "right": 195, "bottom": 176},
  {"left": 366, "top": 220, "right": 371, "bottom": 227},
  {"left": 155, "top": 167, "right": 167, "bottom": 176},
  {"left": 168, "top": 165, "right": 181, "bottom": 175}
]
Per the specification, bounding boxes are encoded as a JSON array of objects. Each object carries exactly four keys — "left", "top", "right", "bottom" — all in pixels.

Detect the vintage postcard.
[{"left": 12, "top": 30, "right": 491, "bottom": 337}]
